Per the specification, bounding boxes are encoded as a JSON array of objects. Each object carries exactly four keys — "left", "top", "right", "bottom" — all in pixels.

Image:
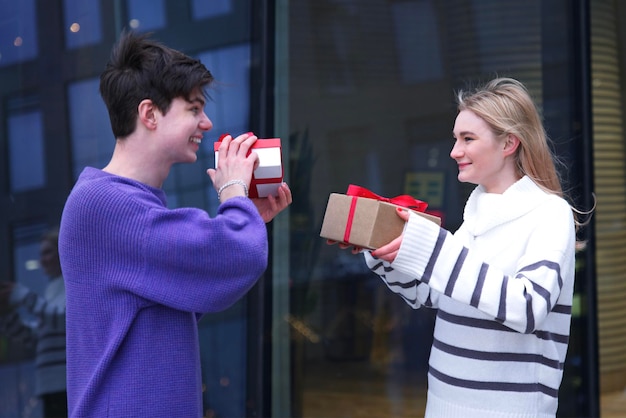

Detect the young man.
[{"left": 58, "top": 31, "right": 291, "bottom": 417}]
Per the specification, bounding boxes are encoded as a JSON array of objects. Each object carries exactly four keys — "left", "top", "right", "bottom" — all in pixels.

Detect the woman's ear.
[
  {"left": 503, "top": 134, "right": 520, "bottom": 157},
  {"left": 138, "top": 99, "right": 158, "bottom": 130}
]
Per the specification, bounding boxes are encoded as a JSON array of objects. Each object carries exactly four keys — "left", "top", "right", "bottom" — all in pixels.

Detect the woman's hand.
[
  {"left": 370, "top": 207, "right": 410, "bottom": 263},
  {"left": 252, "top": 183, "right": 293, "bottom": 223}
]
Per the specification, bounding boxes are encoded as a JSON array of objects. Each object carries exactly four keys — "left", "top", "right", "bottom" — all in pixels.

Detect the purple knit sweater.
[{"left": 58, "top": 167, "right": 268, "bottom": 417}]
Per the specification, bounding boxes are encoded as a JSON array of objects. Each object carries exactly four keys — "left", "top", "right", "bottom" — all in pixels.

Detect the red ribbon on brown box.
[{"left": 343, "top": 184, "right": 428, "bottom": 244}]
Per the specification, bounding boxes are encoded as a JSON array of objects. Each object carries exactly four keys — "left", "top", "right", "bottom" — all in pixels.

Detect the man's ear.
[
  {"left": 138, "top": 99, "right": 157, "bottom": 130},
  {"left": 503, "top": 134, "right": 520, "bottom": 157}
]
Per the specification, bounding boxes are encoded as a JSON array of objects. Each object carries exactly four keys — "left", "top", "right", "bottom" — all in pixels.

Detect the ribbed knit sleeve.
[{"left": 60, "top": 170, "right": 268, "bottom": 314}]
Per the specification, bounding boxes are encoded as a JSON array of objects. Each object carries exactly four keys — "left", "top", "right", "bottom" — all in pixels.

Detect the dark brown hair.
[{"left": 100, "top": 30, "right": 214, "bottom": 139}]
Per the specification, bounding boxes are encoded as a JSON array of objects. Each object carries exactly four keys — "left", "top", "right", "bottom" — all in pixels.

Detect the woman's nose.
[{"left": 450, "top": 141, "right": 462, "bottom": 159}]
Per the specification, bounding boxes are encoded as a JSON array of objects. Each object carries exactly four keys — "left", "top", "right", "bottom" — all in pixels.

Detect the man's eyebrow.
[{"left": 189, "top": 96, "right": 206, "bottom": 106}]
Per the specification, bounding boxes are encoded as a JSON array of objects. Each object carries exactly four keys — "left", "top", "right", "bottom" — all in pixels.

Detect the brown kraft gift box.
[{"left": 320, "top": 193, "right": 441, "bottom": 250}]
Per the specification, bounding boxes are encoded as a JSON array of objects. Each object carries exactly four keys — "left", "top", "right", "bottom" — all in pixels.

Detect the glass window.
[
  {"left": 390, "top": 1, "right": 443, "bottom": 83},
  {"left": 198, "top": 307, "right": 248, "bottom": 418},
  {"left": 0, "top": 222, "right": 49, "bottom": 417},
  {"left": 191, "top": 0, "right": 233, "bottom": 20},
  {"left": 8, "top": 108, "right": 45, "bottom": 192},
  {"left": 126, "top": 0, "right": 166, "bottom": 32},
  {"left": 188, "top": 45, "right": 251, "bottom": 214},
  {"left": 198, "top": 44, "right": 251, "bottom": 137},
  {"left": 0, "top": 362, "right": 40, "bottom": 416},
  {"left": 470, "top": 0, "right": 541, "bottom": 75},
  {"left": 1, "top": 1, "right": 258, "bottom": 417},
  {"left": 12, "top": 223, "right": 49, "bottom": 302},
  {"left": 63, "top": 0, "right": 103, "bottom": 49},
  {"left": 0, "top": 0, "right": 38, "bottom": 67},
  {"left": 67, "top": 78, "right": 114, "bottom": 179},
  {"left": 281, "top": 1, "right": 596, "bottom": 417}
]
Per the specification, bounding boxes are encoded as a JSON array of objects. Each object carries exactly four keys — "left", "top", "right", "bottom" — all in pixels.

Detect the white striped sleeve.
[
  {"left": 391, "top": 209, "right": 575, "bottom": 334},
  {"left": 364, "top": 251, "right": 440, "bottom": 309}
]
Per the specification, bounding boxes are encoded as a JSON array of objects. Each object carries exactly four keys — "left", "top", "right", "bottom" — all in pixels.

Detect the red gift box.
[{"left": 214, "top": 137, "right": 284, "bottom": 198}]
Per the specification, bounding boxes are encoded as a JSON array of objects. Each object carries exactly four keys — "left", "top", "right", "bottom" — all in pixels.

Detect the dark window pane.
[
  {"left": 197, "top": 45, "right": 251, "bottom": 138},
  {"left": 63, "top": 0, "right": 102, "bottom": 49},
  {"left": 127, "top": 0, "right": 166, "bottom": 32},
  {"left": 8, "top": 110, "right": 45, "bottom": 192},
  {"left": 190, "top": 0, "right": 232, "bottom": 20},
  {"left": 13, "top": 222, "right": 49, "bottom": 300},
  {"left": 0, "top": 0, "right": 38, "bottom": 67},
  {"left": 67, "top": 78, "right": 113, "bottom": 178},
  {"left": 391, "top": 1, "right": 443, "bottom": 83}
]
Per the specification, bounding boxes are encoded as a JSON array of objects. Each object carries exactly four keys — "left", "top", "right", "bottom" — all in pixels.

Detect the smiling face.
[
  {"left": 451, "top": 109, "right": 519, "bottom": 193},
  {"left": 156, "top": 88, "right": 213, "bottom": 164}
]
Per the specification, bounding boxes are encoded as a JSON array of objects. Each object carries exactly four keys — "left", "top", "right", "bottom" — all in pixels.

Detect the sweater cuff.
[{"left": 392, "top": 211, "right": 441, "bottom": 278}]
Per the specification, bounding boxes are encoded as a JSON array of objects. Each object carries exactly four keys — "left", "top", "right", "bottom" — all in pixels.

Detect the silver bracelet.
[{"left": 217, "top": 179, "right": 248, "bottom": 201}]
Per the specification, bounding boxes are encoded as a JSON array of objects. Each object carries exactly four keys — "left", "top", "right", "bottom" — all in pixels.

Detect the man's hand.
[
  {"left": 207, "top": 132, "right": 259, "bottom": 202},
  {"left": 252, "top": 182, "right": 293, "bottom": 223}
]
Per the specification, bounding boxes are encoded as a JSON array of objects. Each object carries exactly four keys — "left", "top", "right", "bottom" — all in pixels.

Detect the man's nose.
[{"left": 200, "top": 113, "right": 213, "bottom": 131}]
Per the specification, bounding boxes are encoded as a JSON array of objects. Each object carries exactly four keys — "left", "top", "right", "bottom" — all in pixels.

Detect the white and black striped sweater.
[
  {"left": 364, "top": 176, "right": 576, "bottom": 418},
  {"left": 1, "top": 277, "right": 66, "bottom": 397}
]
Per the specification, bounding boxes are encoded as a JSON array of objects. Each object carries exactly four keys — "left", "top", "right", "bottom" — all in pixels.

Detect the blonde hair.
[
  {"left": 456, "top": 77, "right": 563, "bottom": 197},
  {"left": 457, "top": 77, "right": 593, "bottom": 235}
]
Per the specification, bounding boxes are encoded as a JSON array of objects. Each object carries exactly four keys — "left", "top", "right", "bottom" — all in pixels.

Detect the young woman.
[{"left": 355, "top": 78, "right": 578, "bottom": 417}]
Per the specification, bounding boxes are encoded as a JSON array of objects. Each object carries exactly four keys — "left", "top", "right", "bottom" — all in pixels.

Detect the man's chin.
[{"left": 182, "top": 153, "right": 198, "bottom": 164}]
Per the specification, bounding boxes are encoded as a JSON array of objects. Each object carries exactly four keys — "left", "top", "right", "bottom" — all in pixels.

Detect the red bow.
[
  {"left": 346, "top": 184, "right": 428, "bottom": 212},
  {"left": 341, "top": 185, "right": 428, "bottom": 244}
]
